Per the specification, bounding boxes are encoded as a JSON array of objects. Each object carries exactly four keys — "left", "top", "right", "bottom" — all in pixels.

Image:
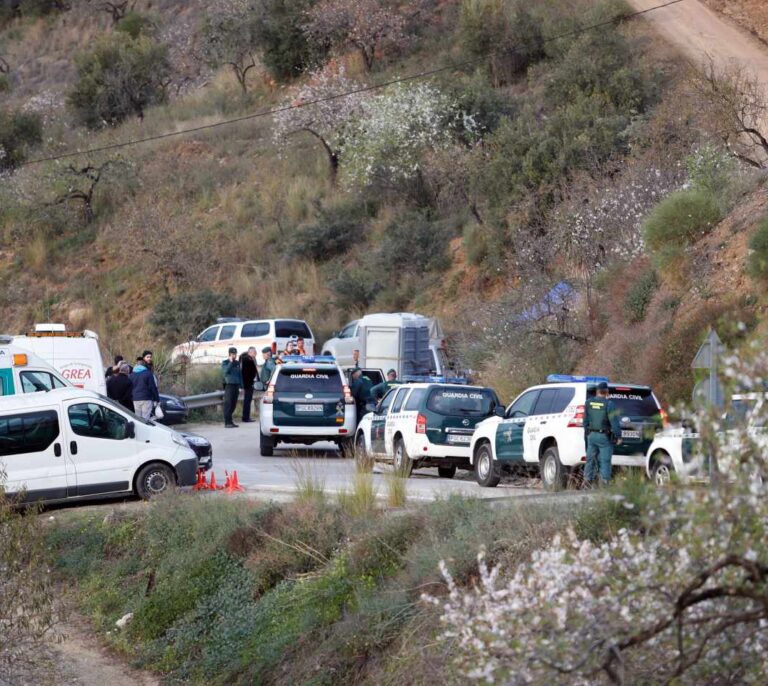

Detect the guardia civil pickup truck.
[{"left": 354, "top": 381, "right": 503, "bottom": 477}]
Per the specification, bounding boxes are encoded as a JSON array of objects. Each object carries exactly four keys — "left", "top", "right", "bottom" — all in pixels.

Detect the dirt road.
[{"left": 627, "top": 0, "right": 768, "bottom": 81}]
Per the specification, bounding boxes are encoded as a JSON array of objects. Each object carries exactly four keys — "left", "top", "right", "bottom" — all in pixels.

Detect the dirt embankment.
[{"left": 700, "top": 0, "right": 768, "bottom": 45}]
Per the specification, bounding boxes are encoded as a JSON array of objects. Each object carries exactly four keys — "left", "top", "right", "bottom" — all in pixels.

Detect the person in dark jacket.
[
  {"left": 221, "top": 346, "right": 243, "bottom": 428},
  {"left": 583, "top": 381, "right": 622, "bottom": 486},
  {"left": 240, "top": 346, "right": 258, "bottom": 423},
  {"left": 350, "top": 369, "right": 373, "bottom": 420},
  {"left": 130, "top": 351, "right": 160, "bottom": 421},
  {"left": 107, "top": 363, "right": 134, "bottom": 412},
  {"left": 105, "top": 355, "right": 124, "bottom": 379}
]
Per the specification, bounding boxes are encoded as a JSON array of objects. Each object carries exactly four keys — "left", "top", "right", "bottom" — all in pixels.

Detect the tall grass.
[
  {"left": 290, "top": 459, "right": 327, "bottom": 505},
  {"left": 384, "top": 469, "right": 408, "bottom": 508},
  {"left": 338, "top": 471, "right": 378, "bottom": 517}
]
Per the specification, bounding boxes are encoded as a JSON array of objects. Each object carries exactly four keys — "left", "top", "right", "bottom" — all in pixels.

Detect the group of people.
[
  {"left": 105, "top": 350, "right": 161, "bottom": 420},
  {"left": 349, "top": 348, "right": 400, "bottom": 419}
]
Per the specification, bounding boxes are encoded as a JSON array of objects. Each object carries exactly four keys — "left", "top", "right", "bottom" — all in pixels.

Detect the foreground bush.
[{"left": 643, "top": 188, "right": 721, "bottom": 252}]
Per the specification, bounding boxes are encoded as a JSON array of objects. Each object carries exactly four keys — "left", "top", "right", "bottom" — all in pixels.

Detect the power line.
[{"left": 19, "top": 0, "right": 686, "bottom": 168}]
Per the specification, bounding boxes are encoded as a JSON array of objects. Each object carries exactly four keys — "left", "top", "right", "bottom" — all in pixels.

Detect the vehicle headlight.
[
  {"left": 165, "top": 399, "right": 185, "bottom": 409},
  {"left": 184, "top": 435, "right": 209, "bottom": 447},
  {"left": 172, "top": 432, "right": 189, "bottom": 448}
]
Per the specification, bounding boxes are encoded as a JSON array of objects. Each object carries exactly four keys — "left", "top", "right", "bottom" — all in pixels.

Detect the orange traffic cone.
[
  {"left": 209, "top": 471, "right": 222, "bottom": 490},
  {"left": 193, "top": 469, "right": 207, "bottom": 491},
  {"left": 228, "top": 470, "right": 245, "bottom": 493},
  {"left": 223, "top": 471, "right": 232, "bottom": 490}
]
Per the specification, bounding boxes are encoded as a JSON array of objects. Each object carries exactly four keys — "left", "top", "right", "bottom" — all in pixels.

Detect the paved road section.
[{"left": 188, "top": 421, "right": 551, "bottom": 502}]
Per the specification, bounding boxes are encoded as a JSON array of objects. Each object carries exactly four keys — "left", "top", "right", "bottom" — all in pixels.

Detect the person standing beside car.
[
  {"left": 107, "top": 363, "right": 134, "bottom": 412},
  {"left": 260, "top": 347, "right": 277, "bottom": 386},
  {"left": 240, "top": 346, "right": 258, "bottom": 423},
  {"left": 583, "top": 381, "right": 622, "bottom": 486},
  {"left": 370, "top": 369, "right": 400, "bottom": 402},
  {"left": 351, "top": 369, "right": 373, "bottom": 420},
  {"left": 221, "top": 347, "right": 243, "bottom": 428},
  {"left": 131, "top": 351, "right": 160, "bottom": 421}
]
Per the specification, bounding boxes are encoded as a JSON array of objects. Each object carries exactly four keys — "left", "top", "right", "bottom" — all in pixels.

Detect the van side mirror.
[
  {"left": 126, "top": 421, "right": 135, "bottom": 439},
  {"left": 494, "top": 405, "right": 505, "bottom": 417}
]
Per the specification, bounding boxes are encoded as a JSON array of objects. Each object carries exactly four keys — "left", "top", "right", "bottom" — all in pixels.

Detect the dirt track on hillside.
[{"left": 627, "top": 0, "right": 768, "bottom": 82}]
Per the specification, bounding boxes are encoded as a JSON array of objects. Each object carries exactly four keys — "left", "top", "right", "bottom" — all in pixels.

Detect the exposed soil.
[{"left": 700, "top": 0, "right": 768, "bottom": 45}]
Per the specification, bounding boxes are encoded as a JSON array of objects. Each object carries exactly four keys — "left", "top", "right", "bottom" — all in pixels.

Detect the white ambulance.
[{"left": 13, "top": 324, "right": 107, "bottom": 394}]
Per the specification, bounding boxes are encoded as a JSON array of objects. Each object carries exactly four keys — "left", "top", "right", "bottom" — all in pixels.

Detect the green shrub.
[
  {"left": 747, "top": 216, "right": 768, "bottom": 281},
  {"left": 0, "top": 74, "right": 10, "bottom": 92},
  {"left": 624, "top": 269, "right": 658, "bottom": 322},
  {"left": 375, "top": 211, "right": 452, "bottom": 274},
  {"left": 289, "top": 203, "right": 365, "bottom": 261},
  {"left": 330, "top": 268, "right": 383, "bottom": 311},
  {"left": 149, "top": 290, "right": 245, "bottom": 342},
  {"left": 67, "top": 33, "right": 170, "bottom": 128},
  {"left": 115, "top": 11, "right": 153, "bottom": 39},
  {"left": 643, "top": 189, "right": 722, "bottom": 252},
  {"left": 0, "top": 108, "right": 42, "bottom": 170}
]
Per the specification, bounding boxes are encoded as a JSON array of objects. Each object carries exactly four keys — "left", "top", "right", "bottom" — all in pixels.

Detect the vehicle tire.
[
  {"left": 474, "top": 443, "right": 500, "bottom": 488},
  {"left": 393, "top": 437, "right": 413, "bottom": 478},
  {"left": 540, "top": 446, "right": 567, "bottom": 491},
  {"left": 438, "top": 465, "right": 457, "bottom": 479},
  {"left": 260, "top": 433, "right": 274, "bottom": 457},
  {"left": 339, "top": 437, "right": 354, "bottom": 458},
  {"left": 135, "top": 463, "right": 176, "bottom": 500},
  {"left": 650, "top": 452, "right": 674, "bottom": 487}
]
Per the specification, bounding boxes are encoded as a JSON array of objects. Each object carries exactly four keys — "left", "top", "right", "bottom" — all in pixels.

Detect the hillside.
[{"left": 1, "top": 0, "right": 768, "bottom": 405}]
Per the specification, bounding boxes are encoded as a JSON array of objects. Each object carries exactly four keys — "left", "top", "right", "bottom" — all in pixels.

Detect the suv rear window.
[
  {"left": 599, "top": 386, "right": 660, "bottom": 417},
  {"left": 426, "top": 387, "right": 494, "bottom": 416},
  {"left": 275, "top": 368, "right": 341, "bottom": 393},
  {"left": 275, "top": 320, "right": 312, "bottom": 338}
]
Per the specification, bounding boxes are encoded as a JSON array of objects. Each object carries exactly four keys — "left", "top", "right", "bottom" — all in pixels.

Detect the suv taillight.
[
  {"left": 416, "top": 414, "right": 427, "bottom": 434},
  {"left": 343, "top": 384, "right": 354, "bottom": 405},
  {"left": 660, "top": 407, "right": 669, "bottom": 427},
  {"left": 263, "top": 384, "right": 275, "bottom": 404},
  {"left": 567, "top": 405, "right": 585, "bottom": 428}
]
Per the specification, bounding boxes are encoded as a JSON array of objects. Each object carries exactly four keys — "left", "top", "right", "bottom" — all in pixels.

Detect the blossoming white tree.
[
  {"left": 427, "top": 349, "right": 768, "bottom": 684},
  {"left": 272, "top": 64, "right": 366, "bottom": 184}
]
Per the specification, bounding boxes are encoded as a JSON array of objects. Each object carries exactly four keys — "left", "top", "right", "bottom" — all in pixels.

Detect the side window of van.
[
  {"left": 0, "top": 411, "right": 59, "bottom": 456},
  {"left": 198, "top": 327, "right": 219, "bottom": 343},
  {"left": 241, "top": 322, "right": 270, "bottom": 338},
  {"left": 219, "top": 325, "right": 236, "bottom": 341},
  {"left": 68, "top": 403, "right": 129, "bottom": 441},
  {"left": 20, "top": 371, "right": 66, "bottom": 393}
]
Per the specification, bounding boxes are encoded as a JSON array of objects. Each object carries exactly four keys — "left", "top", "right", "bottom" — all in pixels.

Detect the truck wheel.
[
  {"left": 438, "top": 465, "right": 457, "bottom": 479},
  {"left": 475, "top": 443, "right": 500, "bottom": 487},
  {"left": 540, "top": 446, "right": 567, "bottom": 491},
  {"left": 650, "top": 452, "right": 674, "bottom": 486},
  {"left": 260, "top": 433, "right": 274, "bottom": 457},
  {"left": 393, "top": 437, "right": 413, "bottom": 477},
  {"left": 135, "top": 463, "right": 176, "bottom": 500}
]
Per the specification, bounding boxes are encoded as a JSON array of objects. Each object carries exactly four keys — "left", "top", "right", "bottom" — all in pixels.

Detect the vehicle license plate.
[
  {"left": 447, "top": 434, "right": 472, "bottom": 444},
  {"left": 296, "top": 404, "right": 323, "bottom": 413},
  {"left": 621, "top": 430, "right": 641, "bottom": 439}
]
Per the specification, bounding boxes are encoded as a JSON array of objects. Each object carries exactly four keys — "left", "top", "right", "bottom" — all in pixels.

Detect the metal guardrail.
[{"left": 182, "top": 391, "right": 225, "bottom": 409}]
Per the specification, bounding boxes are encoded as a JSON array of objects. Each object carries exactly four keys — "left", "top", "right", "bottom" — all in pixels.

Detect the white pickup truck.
[{"left": 645, "top": 393, "right": 767, "bottom": 485}]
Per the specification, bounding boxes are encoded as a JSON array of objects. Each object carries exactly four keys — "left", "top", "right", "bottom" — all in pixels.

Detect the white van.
[
  {"left": 0, "top": 388, "right": 198, "bottom": 504},
  {"left": 13, "top": 324, "right": 107, "bottom": 395},
  {"left": 0, "top": 336, "right": 69, "bottom": 396},
  {"left": 172, "top": 318, "right": 315, "bottom": 366}
]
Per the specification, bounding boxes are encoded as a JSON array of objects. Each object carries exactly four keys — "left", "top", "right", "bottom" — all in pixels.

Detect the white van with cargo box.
[{"left": 0, "top": 388, "right": 198, "bottom": 504}]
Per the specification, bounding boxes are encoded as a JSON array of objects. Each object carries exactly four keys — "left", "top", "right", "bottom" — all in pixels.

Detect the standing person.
[
  {"left": 351, "top": 349, "right": 361, "bottom": 371},
  {"left": 296, "top": 337, "right": 307, "bottom": 355},
  {"left": 370, "top": 369, "right": 400, "bottom": 402},
  {"left": 105, "top": 355, "right": 124, "bottom": 379},
  {"left": 240, "top": 346, "right": 258, "bottom": 423},
  {"left": 221, "top": 347, "right": 243, "bottom": 428},
  {"left": 130, "top": 351, "right": 160, "bottom": 421},
  {"left": 583, "top": 381, "right": 622, "bottom": 487},
  {"left": 350, "top": 369, "right": 373, "bottom": 420},
  {"left": 260, "top": 347, "right": 276, "bottom": 386},
  {"left": 107, "top": 363, "right": 134, "bottom": 412}
]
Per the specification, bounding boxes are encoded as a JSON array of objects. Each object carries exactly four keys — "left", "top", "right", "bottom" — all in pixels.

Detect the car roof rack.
[
  {"left": 546, "top": 374, "right": 610, "bottom": 384},
  {"left": 402, "top": 375, "right": 468, "bottom": 384},
  {"left": 281, "top": 355, "right": 337, "bottom": 364}
]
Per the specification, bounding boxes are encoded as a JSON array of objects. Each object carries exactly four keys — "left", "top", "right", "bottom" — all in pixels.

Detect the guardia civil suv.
[
  {"left": 259, "top": 356, "right": 356, "bottom": 456},
  {"left": 470, "top": 375, "right": 665, "bottom": 490},
  {"left": 354, "top": 381, "right": 502, "bottom": 478}
]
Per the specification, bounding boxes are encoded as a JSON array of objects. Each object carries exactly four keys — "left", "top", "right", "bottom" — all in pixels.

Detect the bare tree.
[
  {"left": 87, "top": 0, "right": 135, "bottom": 25},
  {"left": 49, "top": 159, "right": 127, "bottom": 224},
  {"left": 692, "top": 58, "right": 768, "bottom": 168}
]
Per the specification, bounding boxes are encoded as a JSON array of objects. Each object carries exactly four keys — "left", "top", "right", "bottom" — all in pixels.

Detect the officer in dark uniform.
[
  {"left": 370, "top": 369, "right": 400, "bottom": 402},
  {"left": 221, "top": 347, "right": 243, "bottom": 428},
  {"left": 583, "top": 381, "right": 622, "bottom": 485},
  {"left": 260, "top": 347, "right": 277, "bottom": 386},
  {"left": 350, "top": 369, "right": 373, "bottom": 419}
]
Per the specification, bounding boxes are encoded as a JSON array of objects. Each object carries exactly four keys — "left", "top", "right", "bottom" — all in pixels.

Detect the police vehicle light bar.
[
  {"left": 282, "top": 355, "right": 336, "bottom": 364},
  {"left": 546, "top": 374, "right": 609, "bottom": 384},
  {"left": 402, "top": 375, "right": 468, "bottom": 384}
]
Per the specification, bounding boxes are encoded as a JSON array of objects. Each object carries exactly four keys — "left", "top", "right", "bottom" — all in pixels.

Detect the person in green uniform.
[
  {"left": 260, "top": 347, "right": 277, "bottom": 386},
  {"left": 583, "top": 381, "right": 622, "bottom": 486},
  {"left": 370, "top": 369, "right": 400, "bottom": 402},
  {"left": 221, "top": 347, "right": 243, "bottom": 428},
  {"left": 350, "top": 369, "right": 373, "bottom": 419}
]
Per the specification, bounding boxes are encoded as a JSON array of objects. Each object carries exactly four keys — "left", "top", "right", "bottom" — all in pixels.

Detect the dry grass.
[
  {"left": 338, "top": 470, "right": 377, "bottom": 518},
  {"left": 290, "top": 459, "right": 327, "bottom": 505},
  {"left": 384, "top": 470, "right": 408, "bottom": 508}
]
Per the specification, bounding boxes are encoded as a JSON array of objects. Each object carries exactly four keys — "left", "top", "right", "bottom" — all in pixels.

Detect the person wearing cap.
[
  {"left": 240, "top": 346, "right": 258, "bottom": 423},
  {"left": 221, "top": 347, "right": 243, "bottom": 428},
  {"left": 107, "top": 363, "right": 134, "bottom": 412},
  {"left": 130, "top": 350, "right": 160, "bottom": 421},
  {"left": 370, "top": 369, "right": 400, "bottom": 402},
  {"left": 583, "top": 381, "right": 622, "bottom": 486},
  {"left": 259, "top": 347, "right": 276, "bottom": 386}
]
